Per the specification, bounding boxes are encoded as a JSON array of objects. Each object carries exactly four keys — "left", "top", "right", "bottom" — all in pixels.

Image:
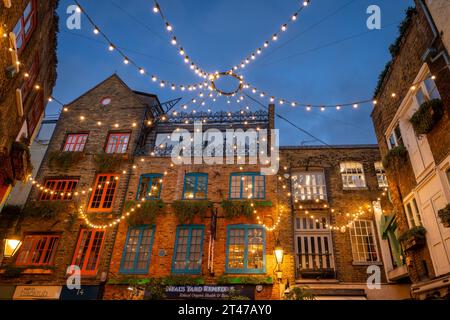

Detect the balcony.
[
  {"left": 387, "top": 265, "right": 409, "bottom": 281},
  {"left": 296, "top": 253, "right": 336, "bottom": 279}
]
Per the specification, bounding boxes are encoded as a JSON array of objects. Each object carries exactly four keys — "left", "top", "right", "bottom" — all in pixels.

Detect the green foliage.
[
  {"left": 172, "top": 200, "right": 212, "bottom": 223},
  {"left": 124, "top": 200, "right": 165, "bottom": 226},
  {"left": 221, "top": 200, "right": 272, "bottom": 219},
  {"left": 438, "top": 204, "right": 450, "bottom": 224},
  {"left": 93, "top": 153, "right": 125, "bottom": 173},
  {"left": 226, "top": 289, "right": 251, "bottom": 300},
  {"left": 410, "top": 99, "right": 444, "bottom": 135},
  {"left": 48, "top": 151, "right": 85, "bottom": 171},
  {"left": 398, "top": 226, "right": 426, "bottom": 243},
  {"left": 11, "top": 141, "right": 32, "bottom": 181},
  {"left": 382, "top": 146, "right": 408, "bottom": 170},
  {"left": 285, "top": 286, "right": 315, "bottom": 300},
  {"left": 217, "top": 276, "right": 273, "bottom": 285},
  {"left": 1, "top": 266, "right": 23, "bottom": 278},
  {"left": 22, "top": 201, "right": 75, "bottom": 219},
  {"left": 373, "top": 7, "right": 416, "bottom": 98}
]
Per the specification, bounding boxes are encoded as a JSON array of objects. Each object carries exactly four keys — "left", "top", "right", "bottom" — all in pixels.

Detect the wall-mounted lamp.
[
  {"left": 274, "top": 239, "right": 284, "bottom": 282},
  {"left": 3, "top": 237, "right": 22, "bottom": 258}
]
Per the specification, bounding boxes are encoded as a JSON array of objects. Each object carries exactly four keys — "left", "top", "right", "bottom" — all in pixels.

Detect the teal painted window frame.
[
  {"left": 225, "top": 224, "right": 266, "bottom": 274},
  {"left": 136, "top": 173, "right": 163, "bottom": 200},
  {"left": 229, "top": 172, "right": 266, "bottom": 199},
  {"left": 119, "top": 225, "right": 156, "bottom": 274},
  {"left": 172, "top": 225, "right": 205, "bottom": 274},
  {"left": 182, "top": 173, "right": 208, "bottom": 200}
]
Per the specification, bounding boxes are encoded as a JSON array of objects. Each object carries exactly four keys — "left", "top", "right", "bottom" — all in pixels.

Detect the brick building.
[
  {"left": 0, "top": 0, "right": 59, "bottom": 207},
  {"left": 278, "top": 146, "right": 411, "bottom": 299},
  {"left": 371, "top": 0, "right": 450, "bottom": 299},
  {"left": 0, "top": 74, "right": 290, "bottom": 300}
]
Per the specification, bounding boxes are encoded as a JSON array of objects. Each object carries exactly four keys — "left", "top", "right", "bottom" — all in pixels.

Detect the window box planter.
[
  {"left": 398, "top": 226, "right": 426, "bottom": 251},
  {"left": 124, "top": 200, "right": 165, "bottom": 226},
  {"left": 10, "top": 141, "right": 32, "bottom": 182},
  {"left": 438, "top": 204, "right": 450, "bottom": 228},
  {"left": 382, "top": 146, "right": 409, "bottom": 170},
  {"left": 172, "top": 200, "right": 212, "bottom": 223},
  {"left": 410, "top": 99, "right": 444, "bottom": 135},
  {"left": 217, "top": 276, "right": 273, "bottom": 285},
  {"left": 48, "top": 151, "right": 86, "bottom": 171},
  {"left": 220, "top": 200, "right": 273, "bottom": 219},
  {"left": 93, "top": 153, "right": 126, "bottom": 173},
  {"left": 22, "top": 201, "right": 76, "bottom": 219}
]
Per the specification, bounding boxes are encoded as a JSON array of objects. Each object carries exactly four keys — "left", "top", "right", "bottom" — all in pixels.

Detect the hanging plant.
[
  {"left": 382, "top": 146, "right": 408, "bottom": 170},
  {"left": 124, "top": 200, "right": 165, "bottom": 226},
  {"left": 410, "top": 99, "right": 444, "bottom": 135},
  {"left": 11, "top": 141, "right": 32, "bottom": 182},
  {"left": 172, "top": 200, "right": 212, "bottom": 223},
  {"left": 93, "top": 153, "right": 125, "bottom": 172},
  {"left": 438, "top": 204, "right": 450, "bottom": 227},
  {"left": 220, "top": 200, "right": 272, "bottom": 219},
  {"left": 398, "top": 226, "right": 426, "bottom": 250},
  {"left": 217, "top": 276, "right": 273, "bottom": 285},
  {"left": 48, "top": 151, "right": 86, "bottom": 171},
  {"left": 22, "top": 201, "right": 76, "bottom": 220}
]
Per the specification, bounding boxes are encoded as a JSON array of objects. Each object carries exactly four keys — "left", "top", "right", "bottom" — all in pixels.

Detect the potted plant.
[
  {"left": 10, "top": 141, "right": 32, "bottom": 181},
  {"left": 438, "top": 204, "right": 450, "bottom": 228},
  {"left": 410, "top": 99, "right": 444, "bottom": 135},
  {"left": 398, "top": 226, "right": 426, "bottom": 250}
]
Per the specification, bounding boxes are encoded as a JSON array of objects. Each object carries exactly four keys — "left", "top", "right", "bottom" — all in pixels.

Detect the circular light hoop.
[{"left": 212, "top": 72, "right": 243, "bottom": 96}]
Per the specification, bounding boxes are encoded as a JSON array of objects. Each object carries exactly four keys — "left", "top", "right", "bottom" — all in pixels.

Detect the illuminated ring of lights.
[{"left": 211, "top": 72, "right": 243, "bottom": 96}]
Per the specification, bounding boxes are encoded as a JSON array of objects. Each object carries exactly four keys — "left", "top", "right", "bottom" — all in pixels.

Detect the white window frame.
[
  {"left": 349, "top": 220, "right": 380, "bottom": 263},
  {"left": 340, "top": 162, "right": 366, "bottom": 189},
  {"left": 387, "top": 124, "right": 404, "bottom": 150},
  {"left": 292, "top": 171, "right": 327, "bottom": 201},
  {"left": 403, "top": 196, "right": 422, "bottom": 229},
  {"left": 374, "top": 161, "right": 388, "bottom": 188}
]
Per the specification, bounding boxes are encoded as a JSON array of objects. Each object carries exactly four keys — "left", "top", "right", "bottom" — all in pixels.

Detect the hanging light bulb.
[
  {"left": 184, "top": 56, "right": 189, "bottom": 63},
  {"left": 93, "top": 27, "right": 99, "bottom": 34},
  {"left": 171, "top": 37, "right": 177, "bottom": 45},
  {"left": 272, "top": 34, "right": 278, "bottom": 41},
  {"left": 151, "top": 75, "right": 157, "bottom": 82},
  {"left": 264, "top": 41, "right": 269, "bottom": 47},
  {"left": 292, "top": 13, "right": 298, "bottom": 21},
  {"left": 108, "top": 44, "right": 115, "bottom": 51},
  {"left": 281, "top": 24, "right": 287, "bottom": 31},
  {"left": 303, "top": 0, "right": 309, "bottom": 6},
  {"left": 153, "top": 4, "right": 159, "bottom": 13},
  {"left": 139, "top": 68, "right": 145, "bottom": 74},
  {"left": 123, "top": 58, "right": 129, "bottom": 64},
  {"left": 179, "top": 48, "right": 185, "bottom": 55},
  {"left": 166, "top": 22, "right": 172, "bottom": 31}
]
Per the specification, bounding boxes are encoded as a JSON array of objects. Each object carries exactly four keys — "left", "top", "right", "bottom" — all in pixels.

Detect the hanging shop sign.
[
  {"left": 60, "top": 285, "right": 101, "bottom": 300},
  {"left": 0, "top": 285, "right": 16, "bottom": 300},
  {"left": 146, "top": 285, "right": 255, "bottom": 300},
  {"left": 13, "top": 286, "right": 62, "bottom": 300}
]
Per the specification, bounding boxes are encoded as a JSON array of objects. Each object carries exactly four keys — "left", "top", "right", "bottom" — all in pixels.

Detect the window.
[
  {"left": 40, "top": 179, "right": 78, "bottom": 201},
  {"left": 387, "top": 124, "right": 404, "bottom": 149},
  {"left": 229, "top": 173, "right": 265, "bottom": 199},
  {"left": 21, "top": 53, "right": 39, "bottom": 102},
  {"left": 182, "top": 173, "right": 208, "bottom": 199},
  {"left": 374, "top": 162, "right": 388, "bottom": 188},
  {"left": 154, "top": 133, "right": 182, "bottom": 156},
  {"left": 88, "top": 174, "right": 119, "bottom": 212},
  {"left": 226, "top": 225, "right": 265, "bottom": 274},
  {"left": 446, "top": 168, "right": 450, "bottom": 185},
  {"left": 291, "top": 172, "right": 327, "bottom": 201},
  {"left": 120, "top": 226, "right": 155, "bottom": 274},
  {"left": 340, "top": 162, "right": 366, "bottom": 188},
  {"left": 172, "top": 225, "right": 204, "bottom": 274},
  {"left": 13, "top": 0, "right": 37, "bottom": 53},
  {"left": 423, "top": 77, "right": 440, "bottom": 100},
  {"left": 295, "top": 214, "right": 334, "bottom": 273},
  {"left": 63, "top": 134, "right": 88, "bottom": 152},
  {"left": 404, "top": 197, "right": 422, "bottom": 228},
  {"left": 27, "top": 91, "right": 44, "bottom": 138},
  {"left": 137, "top": 174, "right": 163, "bottom": 200},
  {"left": 105, "top": 132, "right": 130, "bottom": 154},
  {"left": 15, "top": 235, "right": 59, "bottom": 266},
  {"left": 71, "top": 229, "right": 105, "bottom": 276},
  {"left": 349, "top": 220, "right": 379, "bottom": 263}
]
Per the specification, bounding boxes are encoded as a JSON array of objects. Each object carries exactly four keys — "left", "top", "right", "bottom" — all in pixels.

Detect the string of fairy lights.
[{"left": 3, "top": 1, "right": 449, "bottom": 231}]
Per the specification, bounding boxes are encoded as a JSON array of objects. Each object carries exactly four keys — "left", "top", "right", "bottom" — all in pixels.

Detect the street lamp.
[
  {"left": 3, "top": 237, "right": 22, "bottom": 258},
  {"left": 274, "top": 239, "right": 284, "bottom": 282}
]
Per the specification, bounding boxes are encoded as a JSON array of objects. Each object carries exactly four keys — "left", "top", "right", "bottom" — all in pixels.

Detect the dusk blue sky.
[{"left": 49, "top": 0, "right": 414, "bottom": 146}]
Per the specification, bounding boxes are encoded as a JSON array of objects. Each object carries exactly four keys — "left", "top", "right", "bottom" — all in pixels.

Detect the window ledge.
[
  {"left": 343, "top": 187, "right": 368, "bottom": 191},
  {"left": 352, "top": 261, "right": 382, "bottom": 266}
]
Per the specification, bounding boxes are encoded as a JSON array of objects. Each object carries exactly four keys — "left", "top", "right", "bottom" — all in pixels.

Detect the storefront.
[
  {"left": 60, "top": 285, "right": 102, "bottom": 300},
  {"left": 13, "top": 286, "right": 62, "bottom": 300}
]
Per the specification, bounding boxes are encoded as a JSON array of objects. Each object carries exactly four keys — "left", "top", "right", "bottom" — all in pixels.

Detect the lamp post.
[{"left": 274, "top": 239, "right": 284, "bottom": 280}]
